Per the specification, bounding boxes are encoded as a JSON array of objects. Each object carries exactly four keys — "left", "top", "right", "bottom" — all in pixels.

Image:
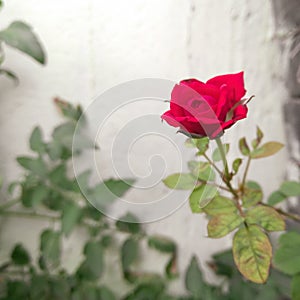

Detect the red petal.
[
  {"left": 180, "top": 79, "right": 220, "bottom": 99},
  {"left": 206, "top": 72, "right": 246, "bottom": 101}
]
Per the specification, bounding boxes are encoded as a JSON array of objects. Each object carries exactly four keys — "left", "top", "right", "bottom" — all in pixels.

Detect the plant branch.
[
  {"left": 241, "top": 156, "right": 251, "bottom": 188},
  {"left": 203, "top": 153, "right": 223, "bottom": 177},
  {"left": 275, "top": 208, "right": 300, "bottom": 223},
  {"left": 0, "top": 210, "right": 60, "bottom": 221},
  {"left": 0, "top": 198, "right": 20, "bottom": 212},
  {"left": 215, "top": 137, "right": 239, "bottom": 199}
]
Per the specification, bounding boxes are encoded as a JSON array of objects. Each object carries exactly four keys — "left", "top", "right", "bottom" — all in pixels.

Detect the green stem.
[
  {"left": 275, "top": 208, "right": 300, "bottom": 223},
  {"left": 0, "top": 210, "right": 60, "bottom": 221},
  {"left": 215, "top": 137, "right": 229, "bottom": 178},
  {"left": 203, "top": 153, "right": 223, "bottom": 177},
  {"left": 242, "top": 156, "right": 251, "bottom": 188},
  {"left": 215, "top": 137, "right": 239, "bottom": 199},
  {"left": 0, "top": 198, "right": 20, "bottom": 211}
]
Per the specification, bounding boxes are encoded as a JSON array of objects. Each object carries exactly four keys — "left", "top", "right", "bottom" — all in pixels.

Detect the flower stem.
[
  {"left": 215, "top": 137, "right": 239, "bottom": 199},
  {"left": 203, "top": 153, "right": 224, "bottom": 177}
]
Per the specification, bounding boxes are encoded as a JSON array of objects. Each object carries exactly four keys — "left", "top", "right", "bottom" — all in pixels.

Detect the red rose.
[{"left": 161, "top": 72, "right": 248, "bottom": 139}]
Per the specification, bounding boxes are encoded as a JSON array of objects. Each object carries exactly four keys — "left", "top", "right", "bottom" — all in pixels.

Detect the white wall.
[{"left": 0, "top": 0, "right": 288, "bottom": 295}]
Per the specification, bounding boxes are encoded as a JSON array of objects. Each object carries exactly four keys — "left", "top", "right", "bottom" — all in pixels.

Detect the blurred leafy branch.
[
  {"left": 163, "top": 127, "right": 300, "bottom": 298},
  {"left": 0, "top": 0, "right": 46, "bottom": 82}
]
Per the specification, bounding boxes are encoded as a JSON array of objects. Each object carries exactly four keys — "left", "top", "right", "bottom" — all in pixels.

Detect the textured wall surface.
[{"left": 0, "top": 0, "right": 290, "bottom": 294}]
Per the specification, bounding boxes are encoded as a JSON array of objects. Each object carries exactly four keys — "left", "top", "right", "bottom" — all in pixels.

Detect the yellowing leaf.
[
  {"left": 233, "top": 225, "right": 272, "bottom": 284},
  {"left": 207, "top": 213, "right": 244, "bottom": 238},
  {"left": 242, "top": 181, "right": 263, "bottom": 208},
  {"left": 246, "top": 205, "right": 285, "bottom": 232},
  {"left": 203, "top": 196, "right": 237, "bottom": 216},
  {"left": 250, "top": 142, "right": 284, "bottom": 159}
]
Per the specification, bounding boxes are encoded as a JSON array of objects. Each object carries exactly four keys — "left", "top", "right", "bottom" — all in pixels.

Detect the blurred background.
[{"left": 0, "top": 0, "right": 299, "bottom": 298}]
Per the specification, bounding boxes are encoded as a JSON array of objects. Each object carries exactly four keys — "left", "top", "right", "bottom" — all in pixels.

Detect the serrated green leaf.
[
  {"left": 274, "top": 231, "right": 300, "bottom": 275},
  {"left": 122, "top": 238, "right": 138, "bottom": 272},
  {"left": 189, "top": 185, "right": 218, "bottom": 211},
  {"left": 239, "top": 137, "right": 250, "bottom": 156},
  {"left": 116, "top": 212, "right": 140, "bottom": 234},
  {"left": 212, "top": 144, "right": 229, "bottom": 162},
  {"left": 11, "top": 243, "right": 31, "bottom": 265},
  {"left": 0, "top": 21, "right": 46, "bottom": 64},
  {"left": 232, "top": 158, "right": 242, "bottom": 174},
  {"left": 292, "top": 274, "right": 300, "bottom": 300},
  {"left": 17, "top": 156, "right": 47, "bottom": 177},
  {"left": 250, "top": 142, "right": 284, "bottom": 159},
  {"left": 279, "top": 181, "right": 300, "bottom": 197},
  {"left": 62, "top": 202, "right": 82, "bottom": 236},
  {"left": 185, "top": 256, "right": 204, "bottom": 298},
  {"left": 148, "top": 235, "right": 176, "bottom": 253},
  {"left": 242, "top": 181, "right": 263, "bottom": 208},
  {"left": 40, "top": 229, "right": 61, "bottom": 267},
  {"left": 163, "top": 173, "right": 196, "bottom": 190},
  {"left": 188, "top": 161, "right": 215, "bottom": 181},
  {"left": 233, "top": 225, "right": 272, "bottom": 283},
  {"left": 203, "top": 196, "right": 237, "bottom": 216},
  {"left": 246, "top": 205, "right": 285, "bottom": 231},
  {"left": 267, "top": 190, "right": 287, "bottom": 206},
  {"left": 207, "top": 213, "right": 244, "bottom": 238},
  {"left": 30, "top": 126, "right": 45, "bottom": 153}
]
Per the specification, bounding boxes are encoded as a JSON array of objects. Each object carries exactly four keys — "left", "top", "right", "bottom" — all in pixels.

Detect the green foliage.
[
  {"left": 239, "top": 137, "right": 250, "bottom": 156},
  {"left": 189, "top": 185, "right": 218, "bottom": 210},
  {"left": 0, "top": 7, "right": 45, "bottom": 81},
  {"left": 2, "top": 100, "right": 186, "bottom": 299},
  {"left": 163, "top": 173, "right": 196, "bottom": 190},
  {"left": 0, "top": 21, "right": 46, "bottom": 64},
  {"left": 274, "top": 231, "right": 300, "bottom": 276},
  {"left": 268, "top": 181, "right": 300, "bottom": 205},
  {"left": 164, "top": 126, "right": 299, "bottom": 287},
  {"left": 212, "top": 143, "right": 229, "bottom": 162},
  {"left": 11, "top": 243, "right": 31, "bottom": 266}
]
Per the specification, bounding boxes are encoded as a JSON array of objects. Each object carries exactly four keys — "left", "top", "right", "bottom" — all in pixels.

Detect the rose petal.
[
  {"left": 206, "top": 72, "right": 246, "bottom": 101},
  {"left": 180, "top": 79, "right": 220, "bottom": 100}
]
